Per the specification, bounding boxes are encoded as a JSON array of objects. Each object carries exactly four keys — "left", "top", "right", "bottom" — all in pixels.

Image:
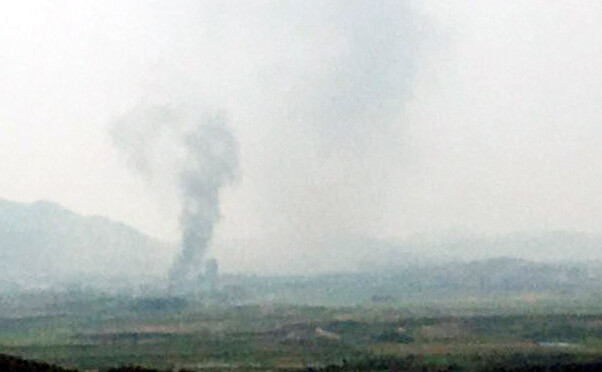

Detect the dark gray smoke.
[
  {"left": 110, "top": 105, "right": 238, "bottom": 288},
  {"left": 170, "top": 119, "right": 238, "bottom": 285}
]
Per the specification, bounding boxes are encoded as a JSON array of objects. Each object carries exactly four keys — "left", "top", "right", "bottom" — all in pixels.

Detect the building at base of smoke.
[{"left": 168, "top": 258, "right": 219, "bottom": 297}]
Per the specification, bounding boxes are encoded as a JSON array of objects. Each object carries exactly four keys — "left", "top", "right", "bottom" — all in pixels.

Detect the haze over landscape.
[
  {"left": 5, "top": 2, "right": 602, "bottom": 371},
  {"left": 1, "top": 0, "right": 602, "bottom": 277}
]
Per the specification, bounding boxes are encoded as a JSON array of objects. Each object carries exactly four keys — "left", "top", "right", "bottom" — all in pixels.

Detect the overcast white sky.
[{"left": 1, "top": 1, "right": 602, "bottom": 273}]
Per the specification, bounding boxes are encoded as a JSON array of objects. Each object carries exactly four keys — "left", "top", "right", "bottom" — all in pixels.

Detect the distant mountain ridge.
[
  {"left": 1, "top": 197, "right": 601, "bottom": 292},
  {"left": 355, "top": 231, "right": 602, "bottom": 273},
  {"left": 0, "top": 197, "right": 173, "bottom": 288},
  {"left": 410, "top": 230, "right": 602, "bottom": 262}
]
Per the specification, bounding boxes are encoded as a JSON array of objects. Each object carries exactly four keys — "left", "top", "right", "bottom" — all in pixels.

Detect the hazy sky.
[{"left": 1, "top": 1, "right": 602, "bottom": 273}]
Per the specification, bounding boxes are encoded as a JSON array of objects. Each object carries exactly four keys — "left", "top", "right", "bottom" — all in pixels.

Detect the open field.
[{"left": 5, "top": 292, "right": 602, "bottom": 371}]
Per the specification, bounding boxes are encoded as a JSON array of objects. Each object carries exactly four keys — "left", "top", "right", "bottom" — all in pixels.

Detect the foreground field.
[{"left": 4, "top": 294, "right": 602, "bottom": 371}]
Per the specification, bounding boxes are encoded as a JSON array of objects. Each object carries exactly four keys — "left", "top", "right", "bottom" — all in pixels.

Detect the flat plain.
[{"left": 3, "top": 289, "right": 602, "bottom": 371}]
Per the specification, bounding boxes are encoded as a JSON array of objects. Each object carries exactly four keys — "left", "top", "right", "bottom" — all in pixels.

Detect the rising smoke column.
[
  {"left": 110, "top": 106, "right": 238, "bottom": 287},
  {"left": 170, "top": 119, "right": 238, "bottom": 285}
]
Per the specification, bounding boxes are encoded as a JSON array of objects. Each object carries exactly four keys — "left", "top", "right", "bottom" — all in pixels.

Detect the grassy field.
[{"left": 4, "top": 293, "right": 602, "bottom": 371}]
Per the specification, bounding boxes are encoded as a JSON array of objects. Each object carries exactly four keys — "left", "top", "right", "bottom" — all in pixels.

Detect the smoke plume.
[{"left": 110, "top": 105, "right": 238, "bottom": 286}]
